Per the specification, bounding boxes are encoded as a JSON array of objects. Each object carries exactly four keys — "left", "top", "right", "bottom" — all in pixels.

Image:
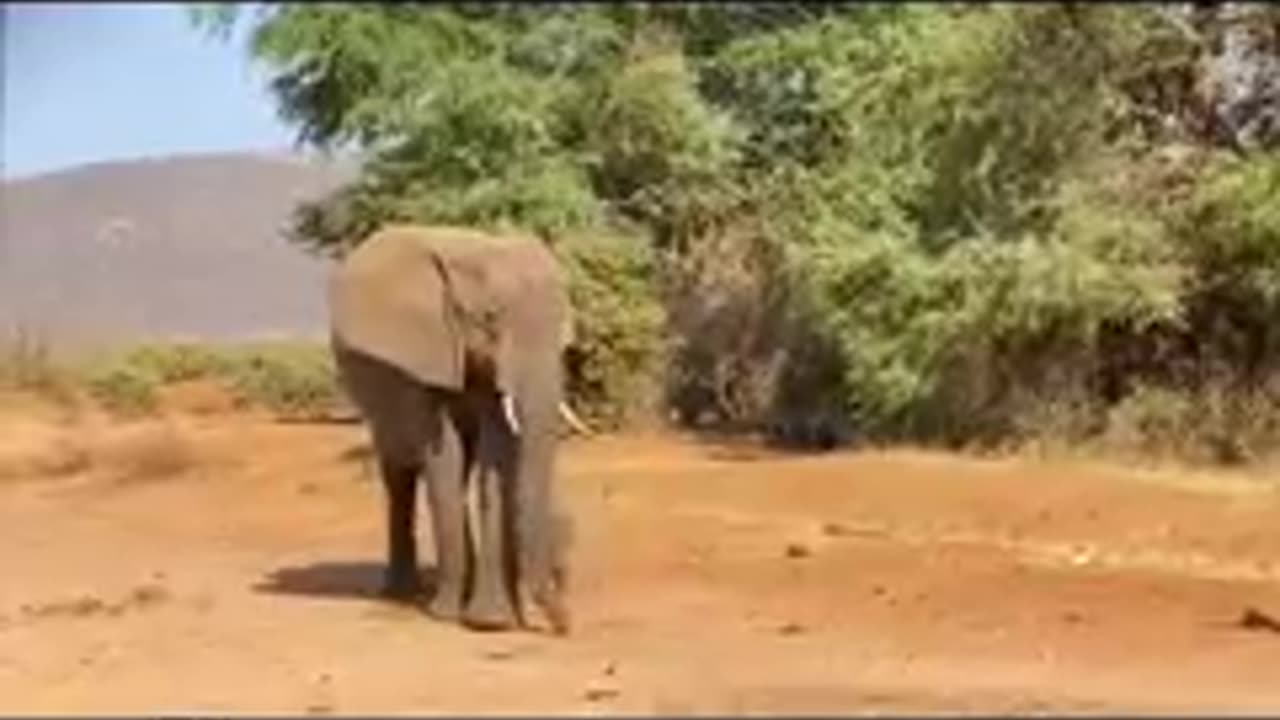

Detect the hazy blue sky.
[{"left": 3, "top": 2, "right": 294, "bottom": 179}]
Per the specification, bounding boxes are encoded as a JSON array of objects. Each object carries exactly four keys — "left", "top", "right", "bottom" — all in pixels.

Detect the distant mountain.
[{"left": 1, "top": 151, "right": 358, "bottom": 353}]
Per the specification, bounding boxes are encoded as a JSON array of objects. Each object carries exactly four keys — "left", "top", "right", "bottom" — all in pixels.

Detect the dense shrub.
[
  {"left": 74, "top": 342, "right": 340, "bottom": 419},
  {"left": 183, "top": 3, "right": 1280, "bottom": 464},
  {"left": 554, "top": 228, "right": 666, "bottom": 427}
]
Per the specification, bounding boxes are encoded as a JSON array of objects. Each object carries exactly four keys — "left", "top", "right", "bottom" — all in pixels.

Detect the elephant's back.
[
  {"left": 350, "top": 222, "right": 568, "bottom": 321},
  {"left": 385, "top": 224, "right": 561, "bottom": 282}
]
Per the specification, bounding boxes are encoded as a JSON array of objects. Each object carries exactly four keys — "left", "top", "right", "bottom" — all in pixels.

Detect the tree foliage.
[{"left": 193, "top": 3, "right": 1280, "bottom": 457}]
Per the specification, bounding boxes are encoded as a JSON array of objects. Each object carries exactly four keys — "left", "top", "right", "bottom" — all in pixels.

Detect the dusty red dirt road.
[{"left": 3, "top": 404, "right": 1280, "bottom": 713}]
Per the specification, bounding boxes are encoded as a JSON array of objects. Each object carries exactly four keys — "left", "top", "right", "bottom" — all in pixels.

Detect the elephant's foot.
[
  {"left": 426, "top": 589, "right": 465, "bottom": 622},
  {"left": 380, "top": 569, "right": 422, "bottom": 602},
  {"left": 461, "top": 594, "right": 518, "bottom": 633},
  {"left": 534, "top": 590, "right": 571, "bottom": 636},
  {"left": 514, "top": 583, "right": 571, "bottom": 636}
]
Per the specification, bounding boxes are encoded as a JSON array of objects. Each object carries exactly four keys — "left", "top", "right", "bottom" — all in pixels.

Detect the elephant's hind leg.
[{"left": 379, "top": 459, "right": 423, "bottom": 601}]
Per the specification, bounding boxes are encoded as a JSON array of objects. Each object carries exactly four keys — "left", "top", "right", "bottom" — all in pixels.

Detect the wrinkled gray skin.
[{"left": 329, "top": 225, "right": 573, "bottom": 634}]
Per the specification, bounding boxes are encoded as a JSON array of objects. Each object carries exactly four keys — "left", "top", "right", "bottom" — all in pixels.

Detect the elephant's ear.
[{"left": 329, "top": 226, "right": 466, "bottom": 390}]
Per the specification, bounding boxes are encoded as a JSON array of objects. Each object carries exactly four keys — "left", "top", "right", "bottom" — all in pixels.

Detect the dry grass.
[
  {"left": 0, "top": 396, "right": 91, "bottom": 482},
  {"left": 0, "top": 431, "right": 92, "bottom": 482},
  {"left": 93, "top": 421, "right": 198, "bottom": 485},
  {"left": 3, "top": 335, "right": 343, "bottom": 421},
  {"left": 19, "top": 584, "right": 172, "bottom": 621},
  {"left": 0, "top": 399, "right": 198, "bottom": 485},
  {"left": 154, "top": 379, "right": 242, "bottom": 415}
]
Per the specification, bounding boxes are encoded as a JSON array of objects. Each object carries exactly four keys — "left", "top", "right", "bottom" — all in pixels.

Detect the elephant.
[{"left": 328, "top": 223, "right": 587, "bottom": 634}]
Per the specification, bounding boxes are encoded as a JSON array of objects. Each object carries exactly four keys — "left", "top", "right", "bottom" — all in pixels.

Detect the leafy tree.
[{"left": 192, "top": 3, "right": 1280, "bottom": 459}]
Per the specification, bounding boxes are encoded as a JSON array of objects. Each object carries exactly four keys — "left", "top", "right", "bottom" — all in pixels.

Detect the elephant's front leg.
[
  {"left": 422, "top": 409, "right": 469, "bottom": 623},
  {"left": 379, "top": 459, "right": 422, "bottom": 601},
  {"left": 462, "top": 404, "right": 519, "bottom": 631}
]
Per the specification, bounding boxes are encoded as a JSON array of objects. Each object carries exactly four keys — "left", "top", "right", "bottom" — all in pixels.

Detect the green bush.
[
  {"left": 84, "top": 363, "right": 161, "bottom": 417},
  {"left": 184, "top": 4, "right": 1280, "bottom": 464},
  {"left": 216, "top": 342, "right": 341, "bottom": 419},
  {"left": 113, "top": 343, "right": 231, "bottom": 384},
  {"left": 72, "top": 341, "right": 340, "bottom": 419},
  {"left": 555, "top": 227, "right": 666, "bottom": 427},
  {"left": 1094, "top": 380, "right": 1280, "bottom": 467}
]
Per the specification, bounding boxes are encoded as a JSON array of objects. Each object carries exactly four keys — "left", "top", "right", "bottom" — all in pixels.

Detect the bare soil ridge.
[{"left": 2, "top": 394, "right": 1279, "bottom": 713}]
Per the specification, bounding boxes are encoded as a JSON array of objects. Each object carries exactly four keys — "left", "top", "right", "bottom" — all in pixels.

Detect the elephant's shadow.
[{"left": 253, "top": 561, "right": 438, "bottom": 606}]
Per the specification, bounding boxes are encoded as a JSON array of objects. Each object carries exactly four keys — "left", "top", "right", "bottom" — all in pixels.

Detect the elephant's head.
[
  {"left": 333, "top": 228, "right": 558, "bottom": 395},
  {"left": 329, "top": 224, "right": 590, "bottom": 437}
]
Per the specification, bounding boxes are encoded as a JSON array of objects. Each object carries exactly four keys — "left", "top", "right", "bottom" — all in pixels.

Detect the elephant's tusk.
[
  {"left": 501, "top": 394, "right": 522, "bottom": 435},
  {"left": 558, "top": 400, "right": 592, "bottom": 435}
]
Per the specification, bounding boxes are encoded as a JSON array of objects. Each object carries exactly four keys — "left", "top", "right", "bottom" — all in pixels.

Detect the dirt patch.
[
  {"left": 154, "top": 379, "right": 241, "bottom": 416},
  {"left": 17, "top": 584, "right": 172, "bottom": 623},
  {"left": 0, "top": 408, "right": 208, "bottom": 486},
  {"left": 2, "top": 412, "right": 1280, "bottom": 713},
  {"left": 91, "top": 421, "right": 199, "bottom": 484},
  {"left": 0, "top": 419, "right": 92, "bottom": 481}
]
